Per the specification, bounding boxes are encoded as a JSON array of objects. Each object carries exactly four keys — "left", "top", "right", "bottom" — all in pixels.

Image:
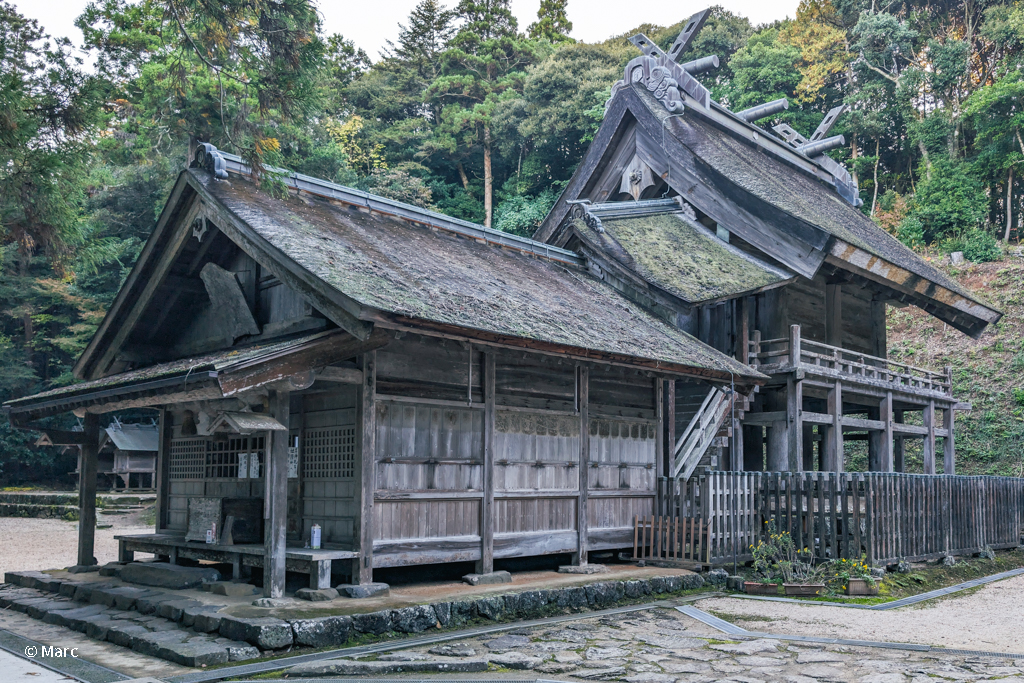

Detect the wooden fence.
[
  {"left": 657, "top": 472, "right": 1024, "bottom": 565},
  {"left": 632, "top": 515, "right": 710, "bottom": 565}
]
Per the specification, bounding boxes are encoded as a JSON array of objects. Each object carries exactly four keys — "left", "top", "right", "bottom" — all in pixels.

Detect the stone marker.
[{"left": 295, "top": 587, "right": 338, "bottom": 602}]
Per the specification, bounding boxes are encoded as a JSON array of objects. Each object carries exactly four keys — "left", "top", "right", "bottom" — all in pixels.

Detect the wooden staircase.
[{"left": 671, "top": 385, "right": 734, "bottom": 480}]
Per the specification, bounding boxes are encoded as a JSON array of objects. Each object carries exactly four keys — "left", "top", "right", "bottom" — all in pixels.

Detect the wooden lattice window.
[
  {"left": 206, "top": 436, "right": 265, "bottom": 479},
  {"left": 303, "top": 427, "right": 355, "bottom": 479},
  {"left": 168, "top": 438, "right": 207, "bottom": 480}
]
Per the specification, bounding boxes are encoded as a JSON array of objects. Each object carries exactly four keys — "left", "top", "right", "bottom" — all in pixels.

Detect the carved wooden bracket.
[{"left": 620, "top": 156, "right": 656, "bottom": 201}]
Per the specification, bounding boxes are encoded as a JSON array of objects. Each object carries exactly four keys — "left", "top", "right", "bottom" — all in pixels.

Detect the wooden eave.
[
  {"left": 827, "top": 240, "right": 1001, "bottom": 338},
  {"left": 366, "top": 311, "right": 766, "bottom": 389}
]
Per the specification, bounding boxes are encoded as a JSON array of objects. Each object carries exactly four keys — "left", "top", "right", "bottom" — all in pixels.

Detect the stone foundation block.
[
  {"left": 120, "top": 562, "right": 220, "bottom": 590},
  {"left": 290, "top": 615, "right": 353, "bottom": 648},
  {"left": 462, "top": 571, "right": 512, "bottom": 585},
  {"left": 287, "top": 658, "right": 489, "bottom": 677},
  {"left": 218, "top": 615, "right": 293, "bottom": 650},
  {"left": 390, "top": 604, "right": 439, "bottom": 633},
  {"left": 295, "top": 587, "right": 338, "bottom": 602},
  {"left": 558, "top": 564, "right": 609, "bottom": 574},
  {"left": 336, "top": 582, "right": 390, "bottom": 599}
]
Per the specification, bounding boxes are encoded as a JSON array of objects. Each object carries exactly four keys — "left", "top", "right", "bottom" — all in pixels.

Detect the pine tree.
[
  {"left": 389, "top": 0, "right": 457, "bottom": 83},
  {"left": 528, "top": 0, "right": 573, "bottom": 43}
]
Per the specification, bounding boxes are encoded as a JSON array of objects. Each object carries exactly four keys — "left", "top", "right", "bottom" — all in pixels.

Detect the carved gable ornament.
[{"left": 620, "top": 156, "right": 656, "bottom": 201}]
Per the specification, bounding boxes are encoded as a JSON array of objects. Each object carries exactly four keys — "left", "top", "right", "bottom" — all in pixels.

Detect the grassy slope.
[{"left": 884, "top": 255, "right": 1024, "bottom": 476}]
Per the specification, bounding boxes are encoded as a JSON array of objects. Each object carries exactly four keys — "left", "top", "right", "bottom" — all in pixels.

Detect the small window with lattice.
[
  {"left": 169, "top": 438, "right": 207, "bottom": 480},
  {"left": 207, "top": 436, "right": 265, "bottom": 479},
  {"left": 303, "top": 427, "right": 355, "bottom": 479}
]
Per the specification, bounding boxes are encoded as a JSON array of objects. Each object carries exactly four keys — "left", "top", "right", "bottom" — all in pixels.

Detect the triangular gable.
[{"left": 535, "top": 76, "right": 1001, "bottom": 337}]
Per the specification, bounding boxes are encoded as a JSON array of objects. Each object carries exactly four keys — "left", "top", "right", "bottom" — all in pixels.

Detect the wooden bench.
[{"left": 115, "top": 534, "right": 356, "bottom": 589}]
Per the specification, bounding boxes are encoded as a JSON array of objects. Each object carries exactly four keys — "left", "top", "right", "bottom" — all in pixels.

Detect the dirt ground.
[
  {"left": 696, "top": 572, "right": 1024, "bottom": 653},
  {"left": 0, "top": 508, "right": 154, "bottom": 577}
]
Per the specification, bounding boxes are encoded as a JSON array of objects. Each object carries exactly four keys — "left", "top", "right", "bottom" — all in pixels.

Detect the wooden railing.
[
  {"left": 748, "top": 325, "right": 952, "bottom": 395},
  {"left": 671, "top": 386, "right": 731, "bottom": 480},
  {"left": 659, "top": 471, "right": 1024, "bottom": 565}
]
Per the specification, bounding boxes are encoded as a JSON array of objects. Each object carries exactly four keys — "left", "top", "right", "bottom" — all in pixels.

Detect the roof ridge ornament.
[{"left": 192, "top": 142, "right": 228, "bottom": 180}]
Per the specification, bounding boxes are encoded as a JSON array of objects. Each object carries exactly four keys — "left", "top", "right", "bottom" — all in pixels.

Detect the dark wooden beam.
[
  {"left": 217, "top": 329, "right": 390, "bottom": 397},
  {"left": 77, "top": 413, "right": 100, "bottom": 567},
  {"left": 355, "top": 351, "right": 376, "bottom": 585},
  {"left": 478, "top": 352, "right": 496, "bottom": 574},
  {"left": 575, "top": 365, "right": 590, "bottom": 565}
]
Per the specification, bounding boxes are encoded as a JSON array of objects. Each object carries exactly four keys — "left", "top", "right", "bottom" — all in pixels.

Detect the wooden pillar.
[
  {"left": 737, "top": 297, "right": 750, "bottom": 365},
  {"left": 943, "top": 406, "right": 955, "bottom": 474},
  {"left": 664, "top": 379, "right": 676, "bottom": 475},
  {"left": 354, "top": 352, "right": 376, "bottom": 584},
  {"left": 825, "top": 381, "right": 843, "bottom": 473},
  {"left": 893, "top": 410, "right": 905, "bottom": 472},
  {"left": 802, "top": 424, "right": 815, "bottom": 471},
  {"left": 766, "top": 388, "right": 787, "bottom": 471},
  {"left": 155, "top": 409, "right": 170, "bottom": 532},
  {"left": 825, "top": 284, "right": 842, "bottom": 347},
  {"left": 786, "top": 376, "right": 803, "bottom": 471},
  {"left": 77, "top": 413, "right": 100, "bottom": 568},
  {"left": 879, "top": 391, "right": 894, "bottom": 472},
  {"left": 479, "top": 350, "right": 495, "bottom": 573},
  {"left": 264, "top": 389, "right": 290, "bottom": 598},
  {"left": 731, "top": 414, "right": 743, "bottom": 471},
  {"left": 574, "top": 365, "right": 590, "bottom": 566},
  {"left": 922, "top": 400, "right": 936, "bottom": 474},
  {"left": 871, "top": 298, "right": 888, "bottom": 359}
]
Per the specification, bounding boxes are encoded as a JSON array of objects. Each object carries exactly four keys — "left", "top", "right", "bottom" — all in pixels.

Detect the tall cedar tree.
[
  {"left": 528, "top": 0, "right": 574, "bottom": 43},
  {"left": 427, "top": 0, "right": 537, "bottom": 226}
]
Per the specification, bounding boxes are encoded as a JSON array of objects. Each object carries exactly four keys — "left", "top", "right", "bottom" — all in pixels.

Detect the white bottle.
[{"left": 310, "top": 524, "right": 321, "bottom": 550}]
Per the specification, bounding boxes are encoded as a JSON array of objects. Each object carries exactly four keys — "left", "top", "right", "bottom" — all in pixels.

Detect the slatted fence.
[
  {"left": 658, "top": 472, "right": 1024, "bottom": 565},
  {"left": 632, "top": 515, "right": 710, "bottom": 565}
]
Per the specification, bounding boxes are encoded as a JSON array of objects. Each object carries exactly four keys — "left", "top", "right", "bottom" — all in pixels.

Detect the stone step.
[
  {"left": 0, "top": 583, "right": 258, "bottom": 667},
  {"left": 3, "top": 567, "right": 707, "bottom": 669}
]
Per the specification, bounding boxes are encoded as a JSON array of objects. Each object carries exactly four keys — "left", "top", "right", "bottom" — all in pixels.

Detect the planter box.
[
  {"left": 784, "top": 583, "right": 824, "bottom": 596},
  {"left": 743, "top": 582, "right": 778, "bottom": 595},
  {"left": 846, "top": 578, "right": 879, "bottom": 596}
]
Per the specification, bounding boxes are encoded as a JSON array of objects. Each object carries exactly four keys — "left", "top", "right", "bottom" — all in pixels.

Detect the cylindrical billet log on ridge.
[
  {"left": 736, "top": 98, "right": 789, "bottom": 122},
  {"left": 798, "top": 134, "right": 846, "bottom": 157},
  {"left": 680, "top": 55, "right": 719, "bottom": 74}
]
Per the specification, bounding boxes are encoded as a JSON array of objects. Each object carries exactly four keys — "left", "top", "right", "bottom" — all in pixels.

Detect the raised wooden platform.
[{"left": 115, "top": 534, "right": 356, "bottom": 589}]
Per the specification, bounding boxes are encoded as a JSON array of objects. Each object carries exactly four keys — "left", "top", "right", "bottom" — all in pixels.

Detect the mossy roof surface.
[
  {"left": 5, "top": 332, "right": 329, "bottom": 406},
  {"left": 578, "top": 212, "right": 792, "bottom": 303},
  {"left": 198, "top": 172, "right": 759, "bottom": 379},
  {"left": 634, "top": 87, "right": 981, "bottom": 304}
]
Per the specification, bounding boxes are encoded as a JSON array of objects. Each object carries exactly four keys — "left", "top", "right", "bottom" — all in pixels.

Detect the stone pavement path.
[{"left": 288, "top": 606, "right": 1024, "bottom": 682}]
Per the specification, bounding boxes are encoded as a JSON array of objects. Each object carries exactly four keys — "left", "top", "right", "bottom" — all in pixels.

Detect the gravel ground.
[
  {"left": 0, "top": 514, "right": 153, "bottom": 577},
  {"left": 696, "top": 573, "right": 1024, "bottom": 654}
]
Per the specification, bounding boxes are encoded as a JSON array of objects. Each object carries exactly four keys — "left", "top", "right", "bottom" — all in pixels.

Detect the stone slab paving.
[{"left": 286, "top": 607, "right": 1024, "bottom": 682}]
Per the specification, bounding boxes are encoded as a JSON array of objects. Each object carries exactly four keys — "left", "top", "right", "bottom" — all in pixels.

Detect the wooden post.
[
  {"left": 478, "top": 352, "right": 496, "bottom": 573},
  {"left": 665, "top": 379, "right": 676, "bottom": 476},
  {"left": 737, "top": 297, "right": 750, "bottom": 365},
  {"left": 923, "top": 401, "right": 936, "bottom": 475},
  {"left": 825, "top": 381, "right": 843, "bottom": 473},
  {"left": 574, "top": 365, "right": 590, "bottom": 566},
  {"left": 264, "top": 389, "right": 290, "bottom": 598},
  {"left": 656, "top": 377, "right": 665, "bottom": 490},
  {"left": 354, "top": 352, "right": 376, "bottom": 584},
  {"left": 750, "top": 330, "right": 761, "bottom": 368},
  {"left": 893, "top": 410, "right": 905, "bottom": 472},
  {"left": 77, "top": 413, "right": 100, "bottom": 568},
  {"left": 732, "top": 414, "right": 744, "bottom": 471},
  {"left": 825, "top": 284, "right": 842, "bottom": 347},
  {"left": 789, "top": 324, "right": 802, "bottom": 367},
  {"left": 879, "top": 391, "right": 894, "bottom": 472},
  {"left": 943, "top": 406, "right": 955, "bottom": 474},
  {"left": 155, "top": 409, "right": 170, "bottom": 532},
  {"left": 786, "top": 375, "right": 802, "bottom": 471},
  {"left": 871, "top": 297, "right": 888, "bottom": 360}
]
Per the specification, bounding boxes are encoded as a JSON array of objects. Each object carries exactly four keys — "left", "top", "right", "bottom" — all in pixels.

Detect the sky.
[{"left": 14, "top": 0, "right": 800, "bottom": 60}]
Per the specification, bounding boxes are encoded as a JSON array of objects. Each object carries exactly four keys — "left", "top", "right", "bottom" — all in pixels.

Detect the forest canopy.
[{"left": 1, "top": 0, "right": 1023, "bottom": 475}]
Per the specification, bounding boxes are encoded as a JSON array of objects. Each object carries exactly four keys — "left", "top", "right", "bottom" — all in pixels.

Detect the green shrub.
[
  {"left": 941, "top": 228, "right": 1003, "bottom": 263},
  {"left": 896, "top": 215, "right": 925, "bottom": 247}
]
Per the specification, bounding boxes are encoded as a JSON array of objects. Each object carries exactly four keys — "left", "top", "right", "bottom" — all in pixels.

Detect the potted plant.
[
  {"left": 774, "top": 531, "right": 824, "bottom": 596},
  {"left": 745, "top": 520, "right": 787, "bottom": 595},
  {"left": 819, "top": 558, "right": 879, "bottom": 596}
]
